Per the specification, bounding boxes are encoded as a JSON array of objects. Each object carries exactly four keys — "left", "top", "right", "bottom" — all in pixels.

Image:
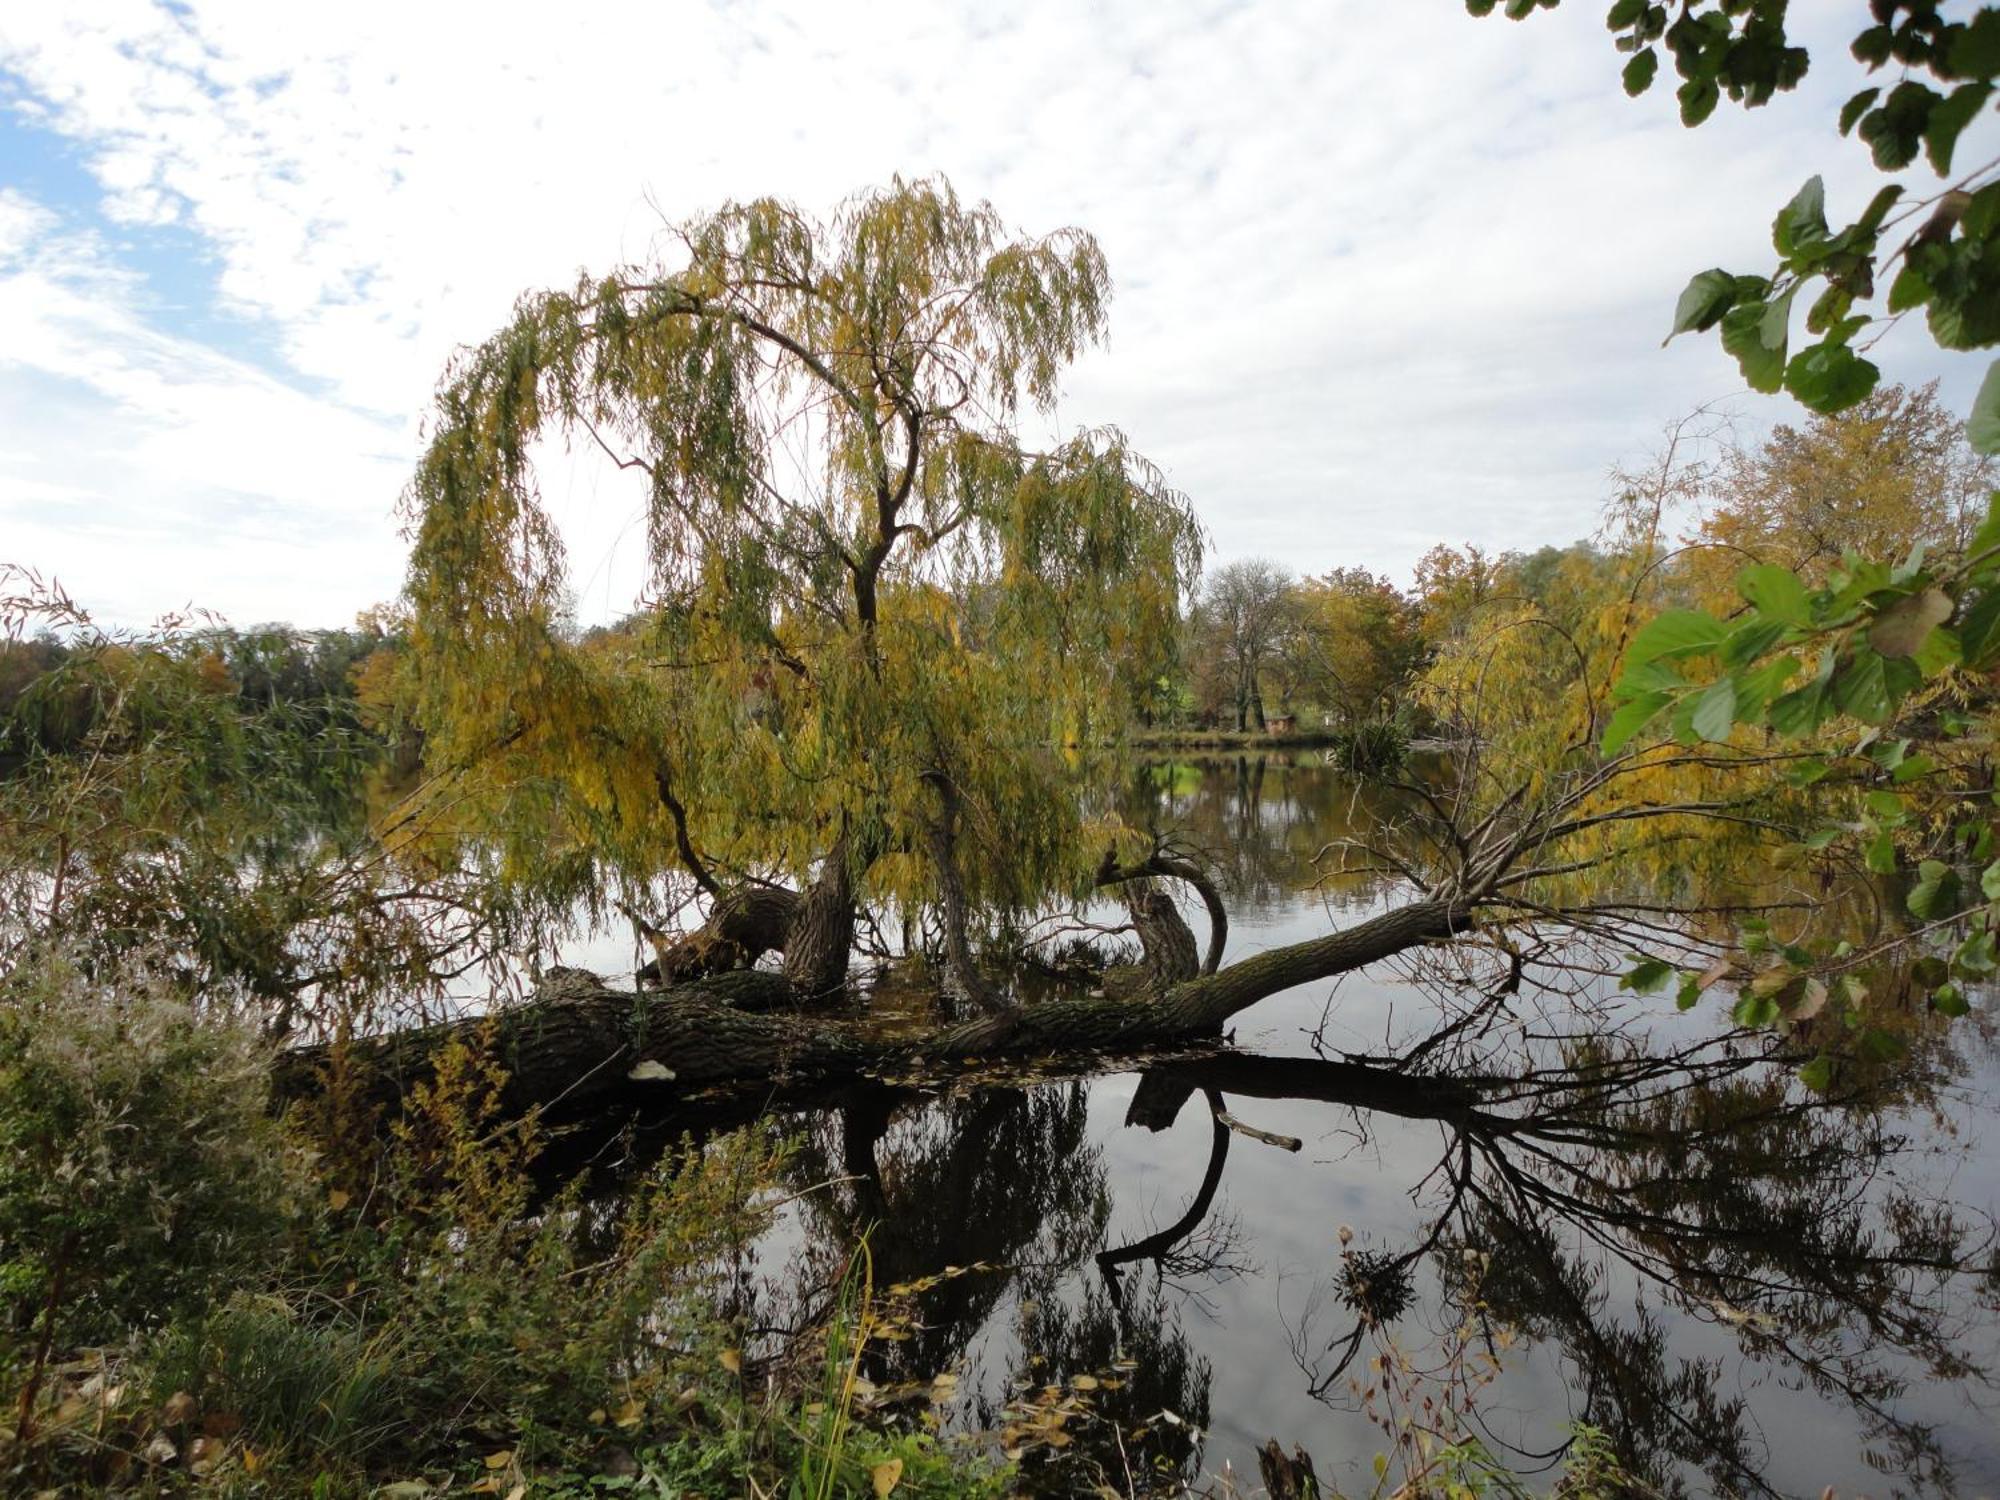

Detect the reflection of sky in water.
[{"left": 550, "top": 755, "right": 2000, "bottom": 1496}]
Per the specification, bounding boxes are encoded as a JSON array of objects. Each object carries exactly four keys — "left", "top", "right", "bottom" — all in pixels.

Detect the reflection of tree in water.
[
  {"left": 989, "top": 1271, "right": 1214, "bottom": 1495},
  {"left": 765, "top": 1075, "right": 1222, "bottom": 1494},
  {"left": 1283, "top": 1026, "right": 1996, "bottom": 1499},
  {"left": 566, "top": 987, "right": 1994, "bottom": 1496},
  {"left": 1118, "top": 755, "right": 1405, "bottom": 917},
  {"left": 778, "top": 1083, "right": 1109, "bottom": 1383}
]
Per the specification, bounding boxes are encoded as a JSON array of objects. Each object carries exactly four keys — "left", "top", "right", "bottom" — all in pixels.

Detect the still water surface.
[{"left": 563, "top": 756, "right": 2000, "bottom": 1497}]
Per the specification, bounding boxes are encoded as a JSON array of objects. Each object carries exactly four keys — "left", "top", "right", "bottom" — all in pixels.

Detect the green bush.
[
  {"left": 0, "top": 951, "right": 303, "bottom": 1437},
  {"left": 1327, "top": 716, "right": 1410, "bottom": 775}
]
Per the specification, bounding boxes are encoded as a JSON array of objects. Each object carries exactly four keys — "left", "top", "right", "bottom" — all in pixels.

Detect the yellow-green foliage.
[{"left": 399, "top": 177, "right": 1202, "bottom": 931}]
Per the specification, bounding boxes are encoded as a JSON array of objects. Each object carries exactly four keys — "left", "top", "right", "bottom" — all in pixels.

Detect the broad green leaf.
[
  {"left": 1620, "top": 954, "right": 1675, "bottom": 994},
  {"left": 1907, "top": 860, "right": 1956, "bottom": 919},
  {"left": 1864, "top": 788, "right": 1906, "bottom": 821},
  {"left": 1925, "top": 82, "right": 1993, "bottom": 175},
  {"left": 1622, "top": 47, "right": 1658, "bottom": 96},
  {"left": 1721, "top": 616, "right": 1788, "bottom": 667},
  {"left": 1766, "top": 680, "right": 1830, "bottom": 737},
  {"left": 1690, "top": 676, "right": 1737, "bottom": 743},
  {"left": 1968, "top": 359, "right": 2000, "bottom": 455},
  {"left": 1625, "top": 609, "right": 1727, "bottom": 666},
  {"left": 1601, "top": 690, "right": 1670, "bottom": 755},
  {"left": 1960, "top": 588, "right": 2000, "bottom": 667},
  {"left": 1955, "top": 930, "right": 1998, "bottom": 976},
  {"left": 1666, "top": 268, "right": 1739, "bottom": 342},
  {"left": 1951, "top": 11, "right": 2000, "bottom": 79},
  {"left": 1732, "top": 992, "right": 1780, "bottom": 1028},
  {"left": 1737, "top": 564, "right": 1810, "bottom": 625},
  {"left": 1934, "top": 983, "right": 1971, "bottom": 1018},
  {"left": 1839, "top": 88, "right": 1880, "bottom": 136},
  {"left": 1799, "top": 1054, "right": 1836, "bottom": 1092},
  {"left": 1831, "top": 651, "right": 1891, "bottom": 723},
  {"left": 1772, "top": 177, "right": 1827, "bottom": 257},
  {"left": 1783, "top": 342, "right": 1880, "bottom": 414},
  {"left": 1722, "top": 303, "right": 1785, "bottom": 393}
]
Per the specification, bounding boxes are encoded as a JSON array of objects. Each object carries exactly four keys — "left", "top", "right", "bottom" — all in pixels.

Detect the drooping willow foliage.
[{"left": 400, "top": 177, "right": 1203, "bottom": 946}]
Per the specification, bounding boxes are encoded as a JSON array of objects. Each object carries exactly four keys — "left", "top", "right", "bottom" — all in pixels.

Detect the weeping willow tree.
[
  {"left": 401, "top": 177, "right": 1201, "bottom": 1003},
  {"left": 361, "top": 184, "right": 1908, "bottom": 1106}
]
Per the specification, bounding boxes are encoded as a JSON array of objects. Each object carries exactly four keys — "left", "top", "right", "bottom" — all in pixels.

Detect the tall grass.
[{"left": 795, "top": 1235, "right": 875, "bottom": 1500}]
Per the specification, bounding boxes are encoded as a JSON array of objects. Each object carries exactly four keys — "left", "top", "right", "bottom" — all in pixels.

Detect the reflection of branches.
[{"left": 1277, "top": 1030, "right": 1994, "bottom": 1499}]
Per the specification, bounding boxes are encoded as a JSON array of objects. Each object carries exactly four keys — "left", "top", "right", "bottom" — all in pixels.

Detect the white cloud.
[{"left": 0, "top": 1, "right": 1994, "bottom": 625}]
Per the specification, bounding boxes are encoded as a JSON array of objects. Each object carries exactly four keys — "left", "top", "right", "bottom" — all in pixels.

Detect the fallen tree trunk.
[{"left": 276, "top": 897, "right": 1473, "bottom": 1114}]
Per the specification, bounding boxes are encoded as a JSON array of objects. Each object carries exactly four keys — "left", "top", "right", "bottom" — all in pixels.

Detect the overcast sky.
[{"left": 2, "top": 2, "right": 1994, "bottom": 629}]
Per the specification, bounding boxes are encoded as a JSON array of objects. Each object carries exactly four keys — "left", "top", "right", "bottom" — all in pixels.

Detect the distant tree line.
[{"left": 1136, "top": 382, "right": 1990, "bottom": 738}]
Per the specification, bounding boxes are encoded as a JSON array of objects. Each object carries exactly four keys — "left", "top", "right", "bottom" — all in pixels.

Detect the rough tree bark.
[{"left": 275, "top": 898, "right": 1471, "bottom": 1115}]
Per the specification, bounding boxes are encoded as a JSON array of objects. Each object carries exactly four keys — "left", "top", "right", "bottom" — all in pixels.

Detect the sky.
[{"left": 1, "top": 1, "right": 1994, "bottom": 630}]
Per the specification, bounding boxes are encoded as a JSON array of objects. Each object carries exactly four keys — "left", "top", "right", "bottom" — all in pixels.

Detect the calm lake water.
[{"left": 560, "top": 756, "right": 2000, "bottom": 1498}]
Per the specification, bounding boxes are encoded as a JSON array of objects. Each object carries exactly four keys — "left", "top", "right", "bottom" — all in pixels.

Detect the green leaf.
[
  {"left": 1722, "top": 303, "right": 1786, "bottom": 393},
  {"left": 1891, "top": 753, "right": 1938, "bottom": 783},
  {"left": 1914, "top": 626, "right": 1963, "bottom": 676},
  {"left": 1721, "top": 616, "right": 1787, "bottom": 667},
  {"left": 1605, "top": 0, "right": 1643, "bottom": 25},
  {"left": 1907, "top": 860, "right": 1957, "bottom": 919},
  {"left": 1864, "top": 788, "right": 1907, "bottom": 821},
  {"left": 1934, "top": 983, "right": 1971, "bottom": 1019},
  {"left": 1666, "top": 268, "right": 1739, "bottom": 342},
  {"left": 1674, "top": 972, "right": 1702, "bottom": 1011},
  {"left": 1737, "top": 563, "right": 1810, "bottom": 625},
  {"left": 1625, "top": 608, "right": 1727, "bottom": 665},
  {"left": 1622, "top": 47, "right": 1658, "bottom": 95},
  {"left": 1888, "top": 262, "right": 1932, "bottom": 314},
  {"left": 1601, "top": 690, "right": 1670, "bottom": 755},
  {"left": 1615, "top": 657, "right": 1689, "bottom": 697},
  {"left": 1620, "top": 954, "right": 1675, "bottom": 995},
  {"left": 1950, "top": 12, "right": 2000, "bottom": 80},
  {"left": 1955, "top": 929, "right": 1998, "bottom": 976},
  {"left": 1981, "top": 857, "right": 2000, "bottom": 901},
  {"left": 1925, "top": 82, "right": 1992, "bottom": 175},
  {"left": 1831, "top": 650, "right": 1891, "bottom": 723},
  {"left": 1783, "top": 342, "right": 1880, "bottom": 414},
  {"left": 1784, "top": 757, "right": 1829, "bottom": 787},
  {"left": 1802, "top": 826, "right": 1844, "bottom": 851},
  {"left": 1732, "top": 992, "right": 1780, "bottom": 1028},
  {"left": 1772, "top": 177, "right": 1827, "bottom": 257},
  {"left": 1853, "top": 26, "right": 1894, "bottom": 68},
  {"left": 1799, "top": 1054, "right": 1836, "bottom": 1092},
  {"left": 1865, "top": 831, "right": 1898, "bottom": 874},
  {"left": 1968, "top": 360, "right": 2000, "bottom": 455},
  {"left": 1679, "top": 76, "right": 1719, "bottom": 127},
  {"left": 1766, "top": 680, "right": 1830, "bottom": 737},
  {"left": 1690, "top": 676, "right": 1737, "bottom": 743},
  {"left": 1840, "top": 88, "right": 1880, "bottom": 136}
]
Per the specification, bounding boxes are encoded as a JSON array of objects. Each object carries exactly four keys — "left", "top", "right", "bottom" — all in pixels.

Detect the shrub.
[{"left": 0, "top": 950, "right": 303, "bottom": 1441}]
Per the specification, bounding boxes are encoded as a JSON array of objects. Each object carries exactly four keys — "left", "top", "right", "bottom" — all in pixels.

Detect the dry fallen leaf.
[
  {"left": 719, "top": 1347, "right": 742, "bottom": 1374},
  {"left": 327, "top": 1188, "right": 351, "bottom": 1211},
  {"left": 484, "top": 1449, "right": 514, "bottom": 1470},
  {"left": 872, "top": 1457, "right": 904, "bottom": 1496}
]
